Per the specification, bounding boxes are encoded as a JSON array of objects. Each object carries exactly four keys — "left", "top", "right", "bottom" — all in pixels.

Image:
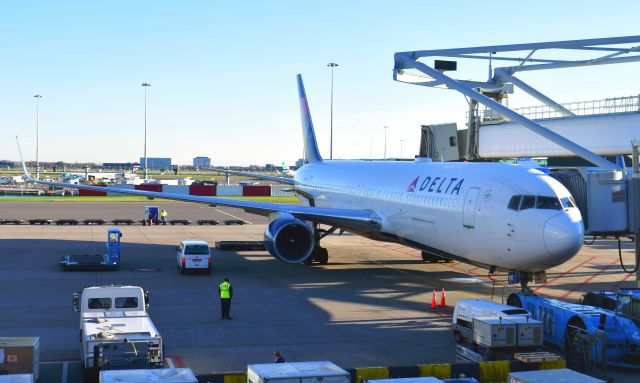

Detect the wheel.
[
  {"left": 170, "top": 222, "right": 175, "bottom": 225},
  {"left": 317, "top": 248, "right": 329, "bottom": 264},
  {"left": 454, "top": 331, "right": 463, "bottom": 343},
  {"left": 180, "top": 266, "right": 185, "bottom": 275},
  {"left": 206, "top": 266, "right": 212, "bottom": 275},
  {"left": 564, "top": 318, "right": 587, "bottom": 370}
]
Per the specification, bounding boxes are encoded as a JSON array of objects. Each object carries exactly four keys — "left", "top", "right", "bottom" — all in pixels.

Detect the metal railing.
[{"left": 473, "top": 95, "right": 640, "bottom": 124}]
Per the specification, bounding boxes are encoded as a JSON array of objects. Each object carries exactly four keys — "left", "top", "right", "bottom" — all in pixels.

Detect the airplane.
[
  {"left": 281, "top": 162, "right": 296, "bottom": 177},
  {"left": 18, "top": 74, "right": 585, "bottom": 291}
]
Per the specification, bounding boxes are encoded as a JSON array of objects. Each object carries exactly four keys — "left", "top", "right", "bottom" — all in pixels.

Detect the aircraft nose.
[{"left": 543, "top": 213, "right": 584, "bottom": 260}]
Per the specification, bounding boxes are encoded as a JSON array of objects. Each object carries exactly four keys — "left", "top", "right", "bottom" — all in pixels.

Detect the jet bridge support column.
[{"left": 631, "top": 140, "right": 640, "bottom": 287}]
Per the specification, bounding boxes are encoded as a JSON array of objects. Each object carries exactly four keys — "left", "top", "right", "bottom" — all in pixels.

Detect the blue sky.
[{"left": 2, "top": 1, "right": 639, "bottom": 166}]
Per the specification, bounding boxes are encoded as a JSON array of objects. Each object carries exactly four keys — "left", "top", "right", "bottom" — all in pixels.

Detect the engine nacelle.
[{"left": 264, "top": 215, "right": 314, "bottom": 263}]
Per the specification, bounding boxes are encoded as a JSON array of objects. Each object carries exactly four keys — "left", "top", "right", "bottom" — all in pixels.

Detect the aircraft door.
[{"left": 463, "top": 187, "right": 480, "bottom": 228}]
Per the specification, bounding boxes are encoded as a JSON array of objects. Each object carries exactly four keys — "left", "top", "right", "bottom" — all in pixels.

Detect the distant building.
[
  {"left": 193, "top": 156, "right": 211, "bottom": 168},
  {"left": 295, "top": 158, "right": 304, "bottom": 168},
  {"left": 0, "top": 160, "right": 15, "bottom": 169},
  {"left": 140, "top": 157, "right": 172, "bottom": 170},
  {"left": 265, "top": 163, "right": 275, "bottom": 171}
]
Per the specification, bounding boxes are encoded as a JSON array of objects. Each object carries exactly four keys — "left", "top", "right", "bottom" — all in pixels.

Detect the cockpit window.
[
  {"left": 536, "top": 196, "right": 562, "bottom": 210},
  {"left": 509, "top": 195, "right": 567, "bottom": 211},
  {"left": 560, "top": 197, "right": 575, "bottom": 209},
  {"left": 520, "top": 195, "right": 536, "bottom": 210},
  {"left": 508, "top": 195, "right": 522, "bottom": 211}
]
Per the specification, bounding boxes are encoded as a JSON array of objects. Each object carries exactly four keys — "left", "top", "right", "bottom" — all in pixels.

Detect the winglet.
[
  {"left": 297, "top": 74, "right": 323, "bottom": 163},
  {"left": 15, "top": 136, "right": 33, "bottom": 181}
]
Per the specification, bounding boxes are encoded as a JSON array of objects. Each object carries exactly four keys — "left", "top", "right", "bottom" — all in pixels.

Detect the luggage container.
[
  {"left": 508, "top": 368, "right": 605, "bottom": 383},
  {"left": 99, "top": 368, "right": 197, "bottom": 382},
  {"left": 503, "top": 316, "right": 543, "bottom": 347},
  {"left": 0, "top": 337, "right": 39, "bottom": 380},
  {"left": 472, "top": 317, "right": 517, "bottom": 348},
  {"left": 248, "top": 361, "right": 350, "bottom": 383},
  {"left": 368, "top": 378, "right": 445, "bottom": 383},
  {"left": 0, "top": 374, "right": 33, "bottom": 383}
]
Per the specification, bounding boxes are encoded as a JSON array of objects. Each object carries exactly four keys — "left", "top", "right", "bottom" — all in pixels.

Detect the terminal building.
[
  {"left": 193, "top": 156, "right": 211, "bottom": 168},
  {"left": 140, "top": 157, "right": 172, "bottom": 170}
]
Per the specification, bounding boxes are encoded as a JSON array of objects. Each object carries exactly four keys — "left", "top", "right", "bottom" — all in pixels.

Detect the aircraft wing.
[
  {"left": 213, "top": 168, "right": 294, "bottom": 185},
  {"left": 28, "top": 178, "right": 380, "bottom": 232}
]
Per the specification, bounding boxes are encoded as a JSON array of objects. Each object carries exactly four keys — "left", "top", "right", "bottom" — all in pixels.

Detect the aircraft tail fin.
[
  {"left": 297, "top": 74, "right": 323, "bottom": 163},
  {"left": 15, "top": 136, "right": 33, "bottom": 181}
]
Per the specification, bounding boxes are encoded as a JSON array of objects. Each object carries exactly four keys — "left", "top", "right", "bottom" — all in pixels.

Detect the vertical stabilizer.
[{"left": 297, "top": 74, "right": 323, "bottom": 163}]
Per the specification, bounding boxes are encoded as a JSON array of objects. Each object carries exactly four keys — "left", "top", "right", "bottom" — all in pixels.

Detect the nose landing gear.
[{"left": 508, "top": 271, "right": 547, "bottom": 294}]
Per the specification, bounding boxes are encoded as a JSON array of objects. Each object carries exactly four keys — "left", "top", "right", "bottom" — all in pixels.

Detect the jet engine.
[{"left": 264, "top": 214, "right": 315, "bottom": 263}]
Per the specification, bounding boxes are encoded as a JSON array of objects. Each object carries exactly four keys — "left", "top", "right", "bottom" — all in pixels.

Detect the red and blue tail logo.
[{"left": 406, "top": 176, "right": 419, "bottom": 192}]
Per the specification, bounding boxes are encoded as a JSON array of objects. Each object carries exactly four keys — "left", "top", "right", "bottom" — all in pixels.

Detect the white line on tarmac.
[
  {"left": 215, "top": 208, "right": 253, "bottom": 224},
  {"left": 166, "top": 358, "right": 175, "bottom": 368},
  {"left": 360, "top": 257, "right": 412, "bottom": 276},
  {"left": 61, "top": 362, "right": 68, "bottom": 383}
]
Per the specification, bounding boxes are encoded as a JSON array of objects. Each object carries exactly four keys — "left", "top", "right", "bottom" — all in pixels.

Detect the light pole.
[
  {"left": 327, "top": 62, "right": 338, "bottom": 160},
  {"left": 383, "top": 126, "right": 388, "bottom": 159},
  {"left": 141, "top": 83, "right": 151, "bottom": 180},
  {"left": 400, "top": 139, "right": 404, "bottom": 159},
  {"left": 34, "top": 95, "right": 42, "bottom": 178}
]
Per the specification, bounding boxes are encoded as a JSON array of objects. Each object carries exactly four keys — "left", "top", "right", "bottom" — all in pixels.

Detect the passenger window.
[
  {"left": 508, "top": 195, "right": 522, "bottom": 210},
  {"left": 520, "top": 195, "right": 535, "bottom": 210},
  {"left": 536, "top": 196, "right": 562, "bottom": 210},
  {"left": 115, "top": 297, "right": 138, "bottom": 308},
  {"left": 88, "top": 298, "right": 112, "bottom": 309}
]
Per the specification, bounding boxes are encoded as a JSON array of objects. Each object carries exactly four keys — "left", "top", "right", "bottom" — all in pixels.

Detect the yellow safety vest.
[
  {"left": 161, "top": 211, "right": 167, "bottom": 218},
  {"left": 219, "top": 281, "right": 231, "bottom": 299}
]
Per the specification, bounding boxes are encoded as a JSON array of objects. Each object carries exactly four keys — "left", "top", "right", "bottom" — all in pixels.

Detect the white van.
[
  {"left": 452, "top": 299, "right": 530, "bottom": 344},
  {"left": 176, "top": 241, "right": 212, "bottom": 274}
]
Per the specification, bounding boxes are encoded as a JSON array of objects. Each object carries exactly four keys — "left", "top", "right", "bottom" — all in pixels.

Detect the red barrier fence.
[
  {"left": 135, "top": 184, "right": 163, "bottom": 192},
  {"left": 79, "top": 185, "right": 107, "bottom": 196},
  {"left": 189, "top": 185, "right": 217, "bottom": 196},
  {"left": 242, "top": 185, "right": 271, "bottom": 196}
]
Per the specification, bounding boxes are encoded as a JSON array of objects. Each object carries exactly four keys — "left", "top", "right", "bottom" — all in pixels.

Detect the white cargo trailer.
[
  {"left": 508, "top": 368, "right": 605, "bottom": 383},
  {"left": 247, "top": 361, "right": 350, "bottom": 383},
  {"left": 99, "top": 368, "right": 197, "bottom": 383},
  {"left": 0, "top": 374, "right": 34, "bottom": 383},
  {"left": 367, "top": 378, "right": 445, "bottom": 383}
]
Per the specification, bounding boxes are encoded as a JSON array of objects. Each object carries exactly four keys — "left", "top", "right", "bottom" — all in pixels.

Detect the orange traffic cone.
[
  {"left": 440, "top": 288, "right": 446, "bottom": 307},
  {"left": 431, "top": 289, "right": 437, "bottom": 309}
]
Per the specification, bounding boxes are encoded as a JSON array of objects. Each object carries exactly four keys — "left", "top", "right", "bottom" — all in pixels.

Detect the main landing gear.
[{"left": 304, "top": 225, "right": 339, "bottom": 265}]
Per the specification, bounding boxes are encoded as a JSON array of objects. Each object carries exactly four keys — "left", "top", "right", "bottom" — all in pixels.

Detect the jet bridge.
[{"left": 393, "top": 36, "right": 640, "bottom": 285}]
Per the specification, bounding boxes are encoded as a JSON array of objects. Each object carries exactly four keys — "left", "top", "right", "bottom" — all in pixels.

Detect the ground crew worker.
[
  {"left": 274, "top": 350, "right": 285, "bottom": 363},
  {"left": 219, "top": 278, "right": 233, "bottom": 319},
  {"left": 160, "top": 209, "right": 168, "bottom": 225}
]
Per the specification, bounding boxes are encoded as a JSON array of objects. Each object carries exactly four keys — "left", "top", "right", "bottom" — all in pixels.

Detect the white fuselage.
[{"left": 294, "top": 160, "right": 584, "bottom": 272}]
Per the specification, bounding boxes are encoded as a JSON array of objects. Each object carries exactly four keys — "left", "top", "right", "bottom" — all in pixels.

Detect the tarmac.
[{"left": 0, "top": 201, "right": 637, "bottom": 382}]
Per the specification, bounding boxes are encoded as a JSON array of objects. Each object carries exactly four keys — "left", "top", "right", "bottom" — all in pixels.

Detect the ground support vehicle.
[
  {"left": 176, "top": 240, "right": 212, "bottom": 274},
  {"left": 60, "top": 228, "right": 122, "bottom": 270},
  {"left": 581, "top": 289, "right": 640, "bottom": 315},
  {"left": 73, "top": 285, "right": 164, "bottom": 381},
  {"left": 508, "top": 292, "right": 640, "bottom": 369}
]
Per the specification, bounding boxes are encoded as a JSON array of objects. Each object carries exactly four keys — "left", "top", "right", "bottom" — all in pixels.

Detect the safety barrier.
[
  {"left": 60, "top": 184, "right": 295, "bottom": 198},
  {"left": 195, "top": 360, "right": 566, "bottom": 383},
  {"left": 79, "top": 184, "right": 107, "bottom": 196},
  {"left": 190, "top": 185, "right": 217, "bottom": 196}
]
